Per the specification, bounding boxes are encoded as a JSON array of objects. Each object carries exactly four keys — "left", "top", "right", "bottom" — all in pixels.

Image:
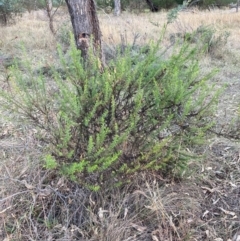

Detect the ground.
[{"left": 0, "top": 7, "right": 240, "bottom": 241}]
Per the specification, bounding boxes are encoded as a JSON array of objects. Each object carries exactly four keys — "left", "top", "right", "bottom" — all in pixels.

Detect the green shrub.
[
  {"left": 96, "top": 0, "right": 181, "bottom": 12},
  {"left": 20, "top": 0, "right": 64, "bottom": 12},
  {"left": 188, "top": 0, "right": 233, "bottom": 8},
  {"left": 183, "top": 25, "right": 230, "bottom": 58},
  {"left": 1, "top": 34, "right": 219, "bottom": 190},
  {"left": 154, "top": 0, "right": 178, "bottom": 9},
  {"left": 57, "top": 22, "right": 73, "bottom": 46},
  {"left": 0, "top": 0, "right": 23, "bottom": 25},
  {"left": 96, "top": 0, "right": 111, "bottom": 8},
  {"left": 0, "top": 0, "right": 65, "bottom": 25},
  {"left": 19, "top": 0, "right": 45, "bottom": 12}
]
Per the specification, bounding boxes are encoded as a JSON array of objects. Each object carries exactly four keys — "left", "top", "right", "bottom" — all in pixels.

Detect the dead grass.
[
  {"left": 1, "top": 7, "right": 240, "bottom": 241},
  {"left": 98, "top": 9, "right": 240, "bottom": 48},
  {"left": 1, "top": 9, "right": 240, "bottom": 56}
]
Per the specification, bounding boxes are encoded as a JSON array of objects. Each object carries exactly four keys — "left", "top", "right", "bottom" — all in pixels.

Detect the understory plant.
[
  {"left": 1, "top": 35, "right": 218, "bottom": 190},
  {"left": 0, "top": 0, "right": 24, "bottom": 25}
]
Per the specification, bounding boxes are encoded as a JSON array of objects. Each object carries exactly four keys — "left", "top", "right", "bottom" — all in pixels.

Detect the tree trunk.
[
  {"left": 114, "top": 0, "right": 121, "bottom": 16},
  {"left": 187, "top": 0, "right": 200, "bottom": 7},
  {"left": 229, "top": 2, "right": 239, "bottom": 11},
  {"left": 145, "top": 0, "right": 159, "bottom": 12},
  {"left": 65, "top": 0, "right": 104, "bottom": 65},
  {"left": 45, "top": 0, "right": 55, "bottom": 35}
]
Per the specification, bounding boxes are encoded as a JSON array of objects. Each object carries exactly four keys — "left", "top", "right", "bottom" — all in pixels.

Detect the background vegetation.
[{"left": 0, "top": 0, "right": 238, "bottom": 25}]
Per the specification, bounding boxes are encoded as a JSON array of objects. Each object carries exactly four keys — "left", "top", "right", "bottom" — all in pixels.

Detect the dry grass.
[
  {"left": 1, "top": 9, "right": 240, "bottom": 56},
  {"left": 1, "top": 7, "right": 240, "bottom": 241}
]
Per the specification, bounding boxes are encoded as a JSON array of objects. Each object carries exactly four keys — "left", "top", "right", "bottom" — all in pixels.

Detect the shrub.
[
  {"left": 184, "top": 25, "right": 230, "bottom": 58},
  {"left": 0, "top": 34, "right": 219, "bottom": 190},
  {"left": 170, "top": 25, "right": 230, "bottom": 59},
  {"left": 20, "top": 0, "right": 64, "bottom": 12},
  {"left": 57, "top": 21, "right": 73, "bottom": 46},
  {"left": 0, "top": 0, "right": 23, "bottom": 25},
  {"left": 0, "top": 0, "right": 65, "bottom": 25},
  {"left": 96, "top": 0, "right": 114, "bottom": 9},
  {"left": 188, "top": 0, "right": 233, "bottom": 8}
]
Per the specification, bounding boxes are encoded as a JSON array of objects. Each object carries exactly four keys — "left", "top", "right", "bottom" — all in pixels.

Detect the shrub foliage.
[
  {"left": 0, "top": 0, "right": 23, "bottom": 25},
  {"left": 1, "top": 35, "right": 218, "bottom": 189},
  {"left": 0, "top": 0, "right": 64, "bottom": 25}
]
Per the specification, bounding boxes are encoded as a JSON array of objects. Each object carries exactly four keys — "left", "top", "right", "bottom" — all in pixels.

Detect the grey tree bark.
[
  {"left": 65, "top": 0, "right": 104, "bottom": 65},
  {"left": 114, "top": 0, "right": 121, "bottom": 16}
]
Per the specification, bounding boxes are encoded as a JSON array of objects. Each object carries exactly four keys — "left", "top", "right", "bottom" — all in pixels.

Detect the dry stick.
[
  {"left": 45, "top": 0, "right": 63, "bottom": 35},
  {"left": 0, "top": 206, "right": 12, "bottom": 214},
  {"left": 3, "top": 164, "right": 12, "bottom": 178},
  {"left": 0, "top": 190, "right": 30, "bottom": 203},
  {"left": 45, "top": 0, "right": 55, "bottom": 35}
]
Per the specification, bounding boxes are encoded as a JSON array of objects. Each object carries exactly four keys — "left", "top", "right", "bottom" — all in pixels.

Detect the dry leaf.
[
  {"left": 123, "top": 235, "right": 137, "bottom": 241},
  {"left": 213, "top": 198, "right": 220, "bottom": 205},
  {"left": 169, "top": 215, "right": 177, "bottom": 232},
  {"left": 201, "top": 186, "right": 215, "bottom": 193},
  {"left": 17, "top": 165, "right": 29, "bottom": 178},
  {"left": 187, "top": 218, "right": 193, "bottom": 223},
  {"left": 151, "top": 234, "right": 159, "bottom": 241},
  {"left": 229, "top": 182, "right": 237, "bottom": 187},
  {"left": 224, "top": 146, "right": 231, "bottom": 151},
  {"left": 202, "top": 210, "right": 209, "bottom": 218},
  {"left": 130, "top": 223, "right": 147, "bottom": 232},
  {"left": 124, "top": 207, "right": 128, "bottom": 219},
  {"left": 218, "top": 207, "right": 235, "bottom": 216},
  {"left": 89, "top": 193, "right": 96, "bottom": 206},
  {"left": 53, "top": 224, "right": 62, "bottom": 230},
  {"left": 56, "top": 177, "right": 65, "bottom": 187},
  {"left": 38, "top": 188, "right": 51, "bottom": 197},
  {"left": 0, "top": 206, "right": 11, "bottom": 214},
  {"left": 22, "top": 180, "right": 35, "bottom": 190},
  {"left": 133, "top": 190, "right": 149, "bottom": 198},
  {"left": 98, "top": 208, "right": 108, "bottom": 220}
]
